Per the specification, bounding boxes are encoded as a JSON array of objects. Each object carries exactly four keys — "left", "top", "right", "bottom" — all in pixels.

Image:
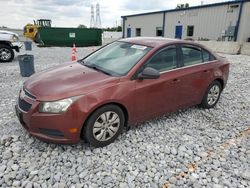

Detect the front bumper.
[
  {"left": 15, "top": 93, "right": 85, "bottom": 144},
  {"left": 11, "top": 42, "right": 22, "bottom": 52}
]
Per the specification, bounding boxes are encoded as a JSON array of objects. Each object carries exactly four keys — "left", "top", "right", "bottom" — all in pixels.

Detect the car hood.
[
  {"left": 0, "top": 30, "right": 17, "bottom": 36},
  {"left": 24, "top": 62, "right": 119, "bottom": 101}
]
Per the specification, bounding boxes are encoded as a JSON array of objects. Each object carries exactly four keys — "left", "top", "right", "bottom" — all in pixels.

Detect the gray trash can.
[
  {"left": 24, "top": 41, "right": 32, "bottom": 51},
  {"left": 18, "top": 54, "right": 35, "bottom": 77}
]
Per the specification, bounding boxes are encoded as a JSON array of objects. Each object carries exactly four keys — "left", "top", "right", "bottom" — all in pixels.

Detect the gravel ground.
[{"left": 0, "top": 44, "right": 249, "bottom": 188}]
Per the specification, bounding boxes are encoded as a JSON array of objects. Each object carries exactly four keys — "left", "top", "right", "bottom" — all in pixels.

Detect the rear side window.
[
  {"left": 202, "top": 49, "right": 216, "bottom": 62},
  {"left": 181, "top": 46, "right": 202, "bottom": 66},
  {"left": 145, "top": 47, "right": 177, "bottom": 72}
]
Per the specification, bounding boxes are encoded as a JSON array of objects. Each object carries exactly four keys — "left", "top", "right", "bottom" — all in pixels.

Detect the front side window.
[
  {"left": 29, "top": 28, "right": 34, "bottom": 33},
  {"left": 83, "top": 42, "right": 151, "bottom": 76},
  {"left": 144, "top": 46, "right": 177, "bottom": 72},
  {"left": 182, "top": 46, "right": 202, "bottom": 66}
]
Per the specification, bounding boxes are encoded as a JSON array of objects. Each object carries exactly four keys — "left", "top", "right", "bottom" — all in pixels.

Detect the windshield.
[{"left": 82, "top": 41, "right": 151, "bottom": 76}]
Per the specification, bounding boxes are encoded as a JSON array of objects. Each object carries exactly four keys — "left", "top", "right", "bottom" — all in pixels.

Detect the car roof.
[
  {"left": 118, "top": 37, "right": 215, "bottom": 52},
  {"left": 118, "top": 37, "right": 182, "bottom": 48},
  {"left": 118, "top": 37, "right": 218, "bottom": 58}
]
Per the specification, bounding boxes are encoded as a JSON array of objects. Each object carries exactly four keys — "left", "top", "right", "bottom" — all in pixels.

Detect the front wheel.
[
  {"left": 83, "top": 105, "right": 125, "bottom": 147},
  {"left": 0, "top": 44, "right": 14, "bottom": 62},
  {"left": 200, "top": 80, "right": 222, "bottom": 109}
]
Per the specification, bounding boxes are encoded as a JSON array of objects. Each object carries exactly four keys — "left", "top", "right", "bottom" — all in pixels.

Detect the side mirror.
[{"left": 138, "top": 67, "right": 160, "bottom": 80}]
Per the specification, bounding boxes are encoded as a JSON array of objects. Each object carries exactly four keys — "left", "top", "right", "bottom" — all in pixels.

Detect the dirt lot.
[{"left": 0, "top": 44, "right": 249, "bottom": 188}]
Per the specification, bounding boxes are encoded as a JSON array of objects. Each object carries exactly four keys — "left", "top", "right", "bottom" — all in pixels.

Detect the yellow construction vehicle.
[{"left": 24, "top": 19, "right": 51, "bottom": 43}]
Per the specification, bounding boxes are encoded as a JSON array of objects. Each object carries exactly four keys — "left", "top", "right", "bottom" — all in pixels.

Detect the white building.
[{"left": 121, "top": 0, "right": 250, "bottom": 44}]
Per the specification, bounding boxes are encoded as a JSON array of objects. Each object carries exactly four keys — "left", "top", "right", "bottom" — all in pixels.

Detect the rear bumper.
[{"left": 15, "top": 97, "right": 86, "bottom": 144}]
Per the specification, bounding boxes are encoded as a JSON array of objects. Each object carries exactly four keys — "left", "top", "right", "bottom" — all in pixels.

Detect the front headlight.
[
  {"left": 39, "top": 98, "right": 74, "bottom": 113},
  {"left": 12, "top": 35, "right": 19, "bottom": 42}
]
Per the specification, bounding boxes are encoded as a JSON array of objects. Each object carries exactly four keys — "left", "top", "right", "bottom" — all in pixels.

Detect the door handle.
[
  {"left": 172, "top": 78, "right": 180, "bottom": 83},
  {"left": 203, "top": 70, "right": 210, "bottom": 73}
]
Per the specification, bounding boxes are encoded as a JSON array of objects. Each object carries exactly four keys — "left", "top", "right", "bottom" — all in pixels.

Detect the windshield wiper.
[{"left": 84, "top": 64, "right": 112, "bottom": 76}]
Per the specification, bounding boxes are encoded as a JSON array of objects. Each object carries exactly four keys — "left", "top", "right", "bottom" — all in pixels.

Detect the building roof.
[{"left": 121, "top": 0, "right": 249, "bottom": 18}]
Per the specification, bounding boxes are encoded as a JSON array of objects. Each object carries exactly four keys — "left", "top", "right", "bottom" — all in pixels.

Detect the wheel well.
[
  {"left": 0, "top": 41, "right": 11, "bottom": 47},
  {"left": 214, "top": 78, "right": 224, "bottom": 89},
  {"left": 80, "top": 102, "right": 129, "bottom": 138}
]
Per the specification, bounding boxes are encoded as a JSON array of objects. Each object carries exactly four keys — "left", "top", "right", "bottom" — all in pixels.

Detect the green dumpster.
[{"left": 37, "top": 27, "right": 102, "bottom": 47}]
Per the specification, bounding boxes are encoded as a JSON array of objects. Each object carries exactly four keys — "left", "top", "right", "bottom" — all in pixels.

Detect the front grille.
[
  {"left": 39, "top": 128, "right": 64, "bottom": 138},
  {"left": 24, "top": 88, "right": 36, "bottom": 100},
  {"left": 15, "top": 105, "right": 26, "bottom": 126},
  {"left": 18, "top": 98, "right": 32, "bottom": 112}
]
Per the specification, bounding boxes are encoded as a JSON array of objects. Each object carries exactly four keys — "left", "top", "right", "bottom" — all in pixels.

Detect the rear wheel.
[
  {"left": 83, "top": 105, "right": 125, "bottom": 147},
  {"left": 0, "top": 44, "right": 14, "bottom": 62},
  {"left": 34, "top": 33, "right": 41, "bottom": 43},
  {"left": 200, "top": 80, "right": 222, "bottom": 109}
]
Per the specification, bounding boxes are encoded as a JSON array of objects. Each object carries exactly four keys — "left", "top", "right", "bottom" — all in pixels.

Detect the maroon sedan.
[{"left": 15, "top": 37, "right": 229, "bottom": 147}]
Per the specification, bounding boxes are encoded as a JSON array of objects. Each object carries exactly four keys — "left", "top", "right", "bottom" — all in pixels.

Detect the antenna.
[
  {"left": 90, "top": 4, "right": 95, "bottom": 28},
  {"left": 95, "top": 3, "right": 102, "bottom": 28}
]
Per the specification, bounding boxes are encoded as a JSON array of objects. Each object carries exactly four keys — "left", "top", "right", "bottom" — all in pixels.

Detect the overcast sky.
[{"left": 0, "top": 0, "right": 226, "bottom": 29}]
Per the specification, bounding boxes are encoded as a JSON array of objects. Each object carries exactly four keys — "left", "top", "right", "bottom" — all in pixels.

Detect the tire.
[
  {"left": 0, "top": 44, "right": 14, "bottom": 62},
  {"left": 200, "top": 80, "right": 222, "bottom": 109},
  {"left": 34, "top": 34, "right": 41, "bottom": 43},
  {"left": 83, "top": 105, "right": 125, "bottom": 147}
]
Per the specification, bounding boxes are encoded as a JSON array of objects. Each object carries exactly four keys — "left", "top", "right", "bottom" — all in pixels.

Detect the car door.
[
  {"left": 133, "top": 45, "right": 183, "bottom": 121},
  {"left": 176, "top": 44, "right": 216, "bottom": 107}
]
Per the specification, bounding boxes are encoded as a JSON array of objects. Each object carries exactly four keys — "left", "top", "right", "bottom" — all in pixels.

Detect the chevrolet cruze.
[{"left": 15, "top": 37, "right": 229, "bottom": 147}]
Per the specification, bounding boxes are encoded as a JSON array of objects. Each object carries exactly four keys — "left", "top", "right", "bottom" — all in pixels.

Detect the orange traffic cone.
[
  {"left": 72, "top": 43, "right": 77, "bottom": 53},
  {"left": 71, "top": 52, "right": 76, "bottom": 61},
  {"left": 71, "top": 44, "right": 77, "bottom": 61}
]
